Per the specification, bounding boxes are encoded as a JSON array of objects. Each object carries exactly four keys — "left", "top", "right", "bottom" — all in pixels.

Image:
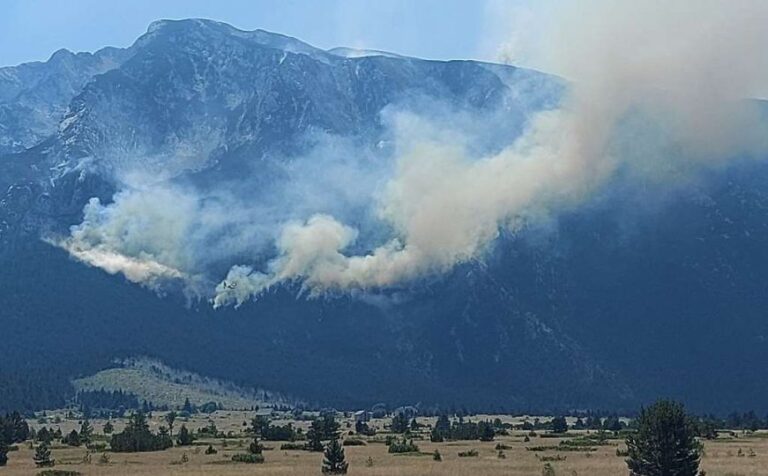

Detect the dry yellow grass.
[{"left": 5, "top": 411, "right": 768, "bottom": 475}]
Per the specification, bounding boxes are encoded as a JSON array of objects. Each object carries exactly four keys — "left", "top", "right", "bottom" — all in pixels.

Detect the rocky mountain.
[
  {"left": 1, "top": 19, "right": 766, "bottom": 415},
  {"left": 0, "top": 47, "right": 131, "bottom": 156}
]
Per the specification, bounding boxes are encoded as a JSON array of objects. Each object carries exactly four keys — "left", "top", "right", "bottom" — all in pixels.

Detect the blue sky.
[{"left": 0, "top": 0, "right": 530, "bottom": 67}]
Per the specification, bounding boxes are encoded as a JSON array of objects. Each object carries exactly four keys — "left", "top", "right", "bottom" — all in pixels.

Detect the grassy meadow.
[{"left": 4, "top": 411, "right": 768, "bottom": 475}]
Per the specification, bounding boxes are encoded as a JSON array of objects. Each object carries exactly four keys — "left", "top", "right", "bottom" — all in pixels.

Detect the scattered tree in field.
[
  {"left": 176, "top": 424, "right": 194, "bottom": 446},
  {"left": 551, "top": 416, "right": 568, "bottom": 434},
  {"left": 322, "top": 437, "right": 348, "bottom": 474},
  {"left": 164, "top": 411, "right": 177, "bottom": 437},
  {"left": 306, "top": 419, "right": 325, "bottom": 452},
  {"left": 479, "top": 420, "right": 496, "bottom": 441},
  {"left": 182, "top": 398, "right": 194, "bottom": 415},
  {"left": 432, "top": 449, "right": 442, "bottom": 461},
  {"left": 0, "top": 416, "right": 12, "bottom": 466},
  {"left": 387, "top": 436, "right": 419, "bottom": 453},
  {"left": 694, "top": 419, "right": 717, "bottom": 440},
  {"left": 63, "top": 429, "right": 81, "bottom": 446},
  {"left": 110, "top": 411, "right": 173, "bottom": 452},
  {"left": 390, "top": 413, "right": 409, "bottom": 433},
  {"left": 2, "top": 412, "right": 29, "bottom": 443},
  {"left": 431, "top": 414, "right": 450, "bottom": 442},
  {"left": 322, "top": 413, "right": 340, "bottom": 440},
  {"left": 430, "top": 426, "right": 444, "bottom": 442},
  {"left": 257, "top": 417, "right": 296, "bottom": 441},
  {"left": 103, "top": 421, "right": 114, "bottom": 434},
  {"left": 0, "top": 441, "right": 8, "bottom": 467},
  {"left": 249, "top": 436, "right": 264, "bottom": 455},
  {"left": 79, "top": 418, "right": 93, "bottom": 444},
  {"left": 428, "top": 415, "right": 494, "bottom": 441},
  {"left": 355, "top": 420, "right": 375, "bottom": 436},
  {"left": 0, "top": 409, "right": 30, "bottom": 466},
  {"left": 625, "top": 400, "right": 700, "bottom": 476},
  {"left": 36, "top": 427, "right": 53, "bottom": 444},
  {"left": 205, "top": 445, "right": 217, "bottom": 455},
  {"left": 34, "top": 442, "right": 54, "bottom": 467},
  {"left": 604, "top": 415, "right": 624, "bottom": 432},
  {"left": 586, "top": 415, "right": 602, "bottom": 430},
  {"left": 410, "top": 418, "right": 421, "bottom": 431},
  {"left": 573, "top": 417, "right": 586, "bottom": 430},
  {"left": 251, "top": 415, "right": 270, "bottom": 436}
]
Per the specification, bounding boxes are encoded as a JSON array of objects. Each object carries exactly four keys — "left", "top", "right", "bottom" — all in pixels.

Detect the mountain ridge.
[{"left": 0, "top": 19, "right": 766, "bottom": 415}]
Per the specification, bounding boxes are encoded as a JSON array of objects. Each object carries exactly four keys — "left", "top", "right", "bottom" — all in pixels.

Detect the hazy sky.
[{"left": 0, "top": 0, "right": 530, "bottom": 67}]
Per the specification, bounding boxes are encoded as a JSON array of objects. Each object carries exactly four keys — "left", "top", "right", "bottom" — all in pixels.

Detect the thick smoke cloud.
[
  {"left": 59, "top": 133, "right": 391, "bottom": 296},
  {"left": 59, "top": 1, "right": 768, "bottom": 307},
  {"left": 214, "top": 0, "right": 768, "bottom": 306}
]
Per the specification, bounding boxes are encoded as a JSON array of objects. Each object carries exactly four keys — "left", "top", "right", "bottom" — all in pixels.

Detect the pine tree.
[
  {"left": 574, "top": 417, "right": 586, "bottom": 430},
  {"left": 182, "top": 398, "right": 194, "bottom": 414},
  {"left": 306, "top": 419, "right": 325, "bottom": 452},
  {"left": 103, "top": 421, "right": 114, "bottom": 434},
  {"left": 391, "top": 413, "right": 409, "bottom": 433},
  {"left": 0, "top": 416, "right": 11, "bottom": 466},
  {"left": 165, "top": 411, "right": 177, "bottom": 437},
  {"left": 322, "top": 413, "right": 340, "bottom": 439},
  {"left": 626, "top": 400, "right": 700, "bottom": 476},
  {"left": 0, "top": 437, "right": 8, "bottom": 467},
  {"left": 321, "top": 437, "right": 348, "bottom": 474},
  {"left": 252, "top": 415, "right": 270, "bottom": 436},
  {"left": 36, "top": 427, "right": 53, "bottom": 444},
  {"left": 63, "top": 429, "right": 81, "bottom": 446},
  {"left": 435, "top": 414, "right": 450, "bottom": 436},
  {"left": 110, "top": 411, "right": 173, "bottom": 453},
  {"left": 6, "top": 412, "right": 29, "bottom": 442},
  {"left": 80, "top": 418, "right": 93, "bottom": 444},
  {"left": 34, "top": 442, "right": 54, "bottom": 467},
  {"left": 176, "top": 424, "right": 194, "bottom": 446},
  {"left": 479, "top": 421, "right": 495, "bottom": 441},
  {"left": 551, "top": 416, "right": 568, "bottom": 434},
  {"left": 249, "top": 436, "right": 264, "bottom": 455}
]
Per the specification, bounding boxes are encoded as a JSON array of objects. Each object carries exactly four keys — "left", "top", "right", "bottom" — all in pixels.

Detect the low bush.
[
  {"left": 539, "top": 454, "right": 567, "bottom": 462},
  {"left": 387, "top": 438, "right": 419, "bottom": 454},
  {"left": 342, "top": 439, "right": 366, "bottom": 446},
  {"left": 280, "top": 443, "right": 306, "bottom": 450},
  {"left": 458, "top": 449, "right": 479, "bottom": 457},
  {"left": 231, "top": 453, "right": 265, "bottom": 464}
]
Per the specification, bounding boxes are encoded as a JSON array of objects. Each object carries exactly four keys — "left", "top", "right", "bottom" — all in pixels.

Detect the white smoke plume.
[
  {"left": 58, "top": 134, "right": 391, "bottom": 294},
  {"left": 213, "top": 0, "right": 768, "bottom": 306}
]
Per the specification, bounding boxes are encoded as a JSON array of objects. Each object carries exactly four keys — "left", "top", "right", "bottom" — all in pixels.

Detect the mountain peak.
[
  {"left": 48, "top": 48, "right": 74, "bottom": 62},
  {"left": 141, "top": 18, "right": 327, "bottom": 60}
]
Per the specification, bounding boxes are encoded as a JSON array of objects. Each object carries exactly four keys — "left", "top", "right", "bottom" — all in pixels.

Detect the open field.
[{"left": 4, "top": 411, "right": 768, "bottom": 475}]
